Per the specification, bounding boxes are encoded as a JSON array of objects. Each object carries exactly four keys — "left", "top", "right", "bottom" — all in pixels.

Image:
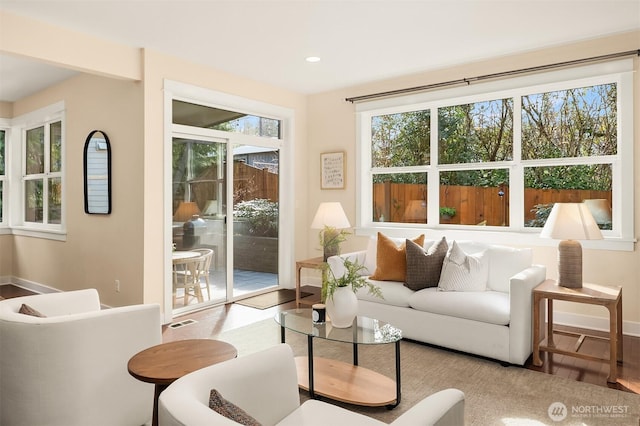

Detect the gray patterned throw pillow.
[
  {"left": 209, "top": 389, "right": 261, "bottom": 426},
  {"left": 405, "top": 237, "right": 448, "bottom": 291}
]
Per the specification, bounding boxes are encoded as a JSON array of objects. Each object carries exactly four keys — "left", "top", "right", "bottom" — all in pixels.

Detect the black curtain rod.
[{"left": 345, "top": 49, "right": 640, "bottom": 103}]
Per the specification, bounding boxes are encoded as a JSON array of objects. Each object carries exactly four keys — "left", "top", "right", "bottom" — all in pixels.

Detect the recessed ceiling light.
[{"left": 305, "top": 56, "right": 321, "bottom": 63}]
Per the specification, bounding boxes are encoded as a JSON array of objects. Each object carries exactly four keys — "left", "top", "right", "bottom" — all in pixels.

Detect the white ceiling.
[{"left": 1, "top": 0, "right": 639, "bottom": 102}]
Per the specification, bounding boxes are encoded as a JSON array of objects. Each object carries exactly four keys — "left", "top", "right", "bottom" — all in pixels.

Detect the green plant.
[
  {"left": 439, "top": 206, "right": 456, "bottom": 217},
  {"left": 233, "top": 199, "right": 278, "bottom": 237},
  {"left": 318, "top": 226, "right": 349, "bottom": 259},
  {"left": 526, "top": 203, "right": 554, "bottom": 228},
  {"left": 322, "top": 259, "right": 383, "bottom": 302}
]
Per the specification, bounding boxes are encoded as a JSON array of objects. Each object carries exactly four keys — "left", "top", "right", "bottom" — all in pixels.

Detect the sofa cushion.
[
  {"left": 369, "top": 233, "right": 424, "bottom": 282},
  {"left": 405, "top": 237, "right": 448, "bottom": 291},
  {"left": 409, "top": 287, "right": 510, "bottom": 325},
  {"left": 209, "top": 389, "right": 261, "bottom": 426},
  {"left": 355, "top": 279, "right": 414, "bottom": 307},
  {"left": 486, "top": 246, "right": 533, "bottom": 292},
  {"left": 438, "top": 241, "right": 489, "bottom": 292}
]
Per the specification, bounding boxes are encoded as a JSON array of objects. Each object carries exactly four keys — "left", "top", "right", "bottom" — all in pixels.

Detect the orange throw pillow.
[{"left": 369, "top": 232, "right": 425, "bottom": 282}]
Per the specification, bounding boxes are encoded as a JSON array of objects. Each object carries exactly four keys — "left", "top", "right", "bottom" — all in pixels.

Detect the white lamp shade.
[
  {"left": 583, "top": 199, "right": 612, "bottom": 224},
  {"left": 311, "top": 202, "right": 351, "bottom": 229},
  {"left": 540, "top": 203, "right": 603, "bottom": 241}
]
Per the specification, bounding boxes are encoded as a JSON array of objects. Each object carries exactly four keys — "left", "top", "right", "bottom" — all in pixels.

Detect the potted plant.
[
  {"left": 322, "top": 259, "right": 382, "bottom": 328},
  {"left": 439, "top": 206, "right": 456, "bottom": 220},
  {"left": 318, "top": 226, "right": 349, "bottom": 261}
]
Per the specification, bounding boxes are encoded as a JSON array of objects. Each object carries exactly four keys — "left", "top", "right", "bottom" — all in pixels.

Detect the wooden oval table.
[{"left": 128, "top": 339, "right": 237, "bottom": 426}]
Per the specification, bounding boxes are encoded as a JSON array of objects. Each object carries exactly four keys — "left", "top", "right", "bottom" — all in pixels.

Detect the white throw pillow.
[{"left": 438, "top": 240, "right": 489, "bottom": 292}]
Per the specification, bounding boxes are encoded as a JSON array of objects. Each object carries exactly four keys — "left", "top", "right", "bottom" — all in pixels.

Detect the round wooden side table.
[{"left": 128, "top": 339, "right": 237, "bottom": 426}]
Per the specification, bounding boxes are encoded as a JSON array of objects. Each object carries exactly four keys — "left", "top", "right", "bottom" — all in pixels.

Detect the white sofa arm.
[
  {"left": 508, "top": 264, "right": 547, "bottom": 365},
  {"left": 390, "top": 388, "right": 465, "bottom": 426},
  {"left": 327, "top": 250, "right": 367, "bottom": 278}
]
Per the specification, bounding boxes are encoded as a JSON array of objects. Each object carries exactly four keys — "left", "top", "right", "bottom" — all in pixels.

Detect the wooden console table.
[
  {"left": 295, "top": 257, "right": 324, "bottom": 307},
  {"left": 532, "top": 279, "right": 622, "bottom": 383}
]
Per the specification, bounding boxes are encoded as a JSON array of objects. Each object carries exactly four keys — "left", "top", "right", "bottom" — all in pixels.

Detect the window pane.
[
  {"left": 48, "top": 177, "right": 62, "bottom": 224},
  {"left": 50, "top": 121, "right": 62, "bottom": 172},
  {"left": 25, "top": 179, "right": 43, "bottom": 223},
  {"left": 524, "top": 164, "right": 612, "bottom": 228},
  {"left": 172, "top": 100, "right": 280, "bottom": 138},
  {"left": 26, "top": 127, "right": 45, "bottom": 175},
  {"left": 372, "top": 173, "right": 427, "bottom": 223},
  {"left": 438, "top": 99, "right": 513, "bottom": 164},
  {"left": 522, "top": 84, "right": 617, "bottom": 160},
  {"left": 0, "top": 182, "right": 3, "bottom": 222},
  {"left": 0, "top": 130, "right": 5, "bottom": 175},
  {"left": 439, "top": 169, "right": 509, "bottom": 226},
  {"left": 371, "top": 110, "right": 430, "bottom": 167}
]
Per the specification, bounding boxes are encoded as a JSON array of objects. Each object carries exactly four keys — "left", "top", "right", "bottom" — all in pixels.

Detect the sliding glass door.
[
  {"left": 231, "top": 144, "right": 279, "bottom": 298},
  {"left": 172, "top": 136, "right": 228, "bottom": 312},
  {"left": 169, "top": 95, "right": 287, "bottom": 315}
]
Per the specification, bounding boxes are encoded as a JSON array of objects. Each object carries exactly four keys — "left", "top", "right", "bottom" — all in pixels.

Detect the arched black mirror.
[{"left": 83, "top": 130, "right": 111, "bottom": 214}]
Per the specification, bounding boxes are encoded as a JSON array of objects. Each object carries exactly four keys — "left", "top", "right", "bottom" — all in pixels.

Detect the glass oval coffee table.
[{"left": 275, "top": 309, "right": 402, "bottom": 408}]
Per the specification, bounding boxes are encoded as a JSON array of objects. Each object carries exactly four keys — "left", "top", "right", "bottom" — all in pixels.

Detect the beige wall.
[
  {"left": 9, "top": 73, "right": 145, "bottom": 306},
  {"left": 306, "top": 31, "right": 640, "bottom": 329}
]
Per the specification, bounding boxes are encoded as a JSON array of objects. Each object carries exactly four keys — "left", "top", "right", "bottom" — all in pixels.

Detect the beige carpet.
[{"left": 217, "top": 318, "right": 640, "bottom": 426}]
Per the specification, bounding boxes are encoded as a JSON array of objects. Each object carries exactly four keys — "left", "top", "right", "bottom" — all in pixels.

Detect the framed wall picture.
[{"left": 320, "top": 151, "right": 345, "bottom": 189}]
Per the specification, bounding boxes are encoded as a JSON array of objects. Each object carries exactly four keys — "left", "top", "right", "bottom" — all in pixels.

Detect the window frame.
[
  {"left": 8, "top": 102, "right": 66, "bottom": 240},
  {"left": 0, "top": 122, "right": 7, "bottom": 229},
  {"left": 355, "top": 59, "right": 634, "bottom": 251}
]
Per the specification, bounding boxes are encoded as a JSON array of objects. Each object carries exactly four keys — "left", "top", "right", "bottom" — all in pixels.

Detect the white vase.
[{"left": 326, "top": 286, "right": 358, "bottom": 328}]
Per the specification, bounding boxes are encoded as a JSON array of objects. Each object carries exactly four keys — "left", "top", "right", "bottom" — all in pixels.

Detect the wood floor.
[{"left": 2, "top": 284, "right": 637, "bottom": 394}]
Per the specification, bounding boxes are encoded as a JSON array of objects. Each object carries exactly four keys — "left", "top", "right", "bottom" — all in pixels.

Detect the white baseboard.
[
  {"left": 8, "top": 277, "right": 60, "bottom": 294},
  {"left": 553, "top": 310, "right": 639, "bottom": 338}
]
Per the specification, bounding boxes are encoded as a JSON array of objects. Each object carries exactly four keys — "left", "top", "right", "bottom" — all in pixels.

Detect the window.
[
  {"left": 173, "top": 100, "right": 280, "bottom": 138},
  {"left": 357, "top": 60, "right": 633, "bottom": 249},
  {"left": 8, "top": 102, "right": 65, "bottom": 237},
  {"left": 24, "top": 121, "right": 62, "bottom": 224}
]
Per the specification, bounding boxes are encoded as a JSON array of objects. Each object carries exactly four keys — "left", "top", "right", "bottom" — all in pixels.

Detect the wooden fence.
[
  {"left": 374, "top": 183, "right": 611, "bottom": 226},
  {"left": 187, "top": 162, "right": 279, "bottom": 213}
]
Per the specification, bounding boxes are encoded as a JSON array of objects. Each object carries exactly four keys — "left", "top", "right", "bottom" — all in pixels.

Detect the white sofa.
[
  {"left": 0, "top": 289, "right": 162, "bottom": 426},
  {"left": 328, "top": 237, "right": 546, "bottom": 365},
  {"left": 159, "top": 343, "right": 465, "bottom": 426}
]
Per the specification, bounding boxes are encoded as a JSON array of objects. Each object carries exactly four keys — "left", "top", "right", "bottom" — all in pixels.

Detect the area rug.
[
  {"left": 216, "top": 319, "right": 640, "bottom": 426},
  {"left": 234, "top": 289, "right": 312, "bottom": 309}
]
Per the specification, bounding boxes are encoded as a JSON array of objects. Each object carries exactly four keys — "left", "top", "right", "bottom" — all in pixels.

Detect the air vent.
[{"left": 168, "top": 319, "right": 198, "bottom": 329}]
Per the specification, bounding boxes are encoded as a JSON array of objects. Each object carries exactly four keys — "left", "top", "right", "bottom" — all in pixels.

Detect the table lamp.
[
  {"left": 311, "top": 202, "right": 351, "bottom": 261},
  {"left": 540, "top": 203, "right": 603, "bottom": 288},
  {"left": 583, "top": 199, "right": 612, "bottom": 227},
  {"left": 174, "top": 201, "right": 200, "bottom": 222},
  {"left": 403, "top": 200, "right": 427, "bottom": 223}
]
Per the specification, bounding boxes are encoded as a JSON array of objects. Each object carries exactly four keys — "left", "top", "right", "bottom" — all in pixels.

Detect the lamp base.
[
  {"left": 557, "top": 239, "right": 582, "bottom": 288},
  {"left": 322, "top": 228, "right": 340, "bottom": 261}
]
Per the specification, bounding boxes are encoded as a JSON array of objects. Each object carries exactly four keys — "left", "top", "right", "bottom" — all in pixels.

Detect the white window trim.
[
  {"left": 0, "top": 120, "right": 8, "bottom": 231},
  {"left": 8, "top": 101, "right": 66, "bottom": 241},
  {"left": 355, "top": 60, "right": 634, "bottom": 251}
]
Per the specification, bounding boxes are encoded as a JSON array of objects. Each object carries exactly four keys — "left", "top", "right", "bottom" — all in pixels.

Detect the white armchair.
[
  {"left": 0, "top": 289, "right": 162, "bottom": 426},
  {"left": 158, "top": 344, "right": 465, "bottom": 426}
]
